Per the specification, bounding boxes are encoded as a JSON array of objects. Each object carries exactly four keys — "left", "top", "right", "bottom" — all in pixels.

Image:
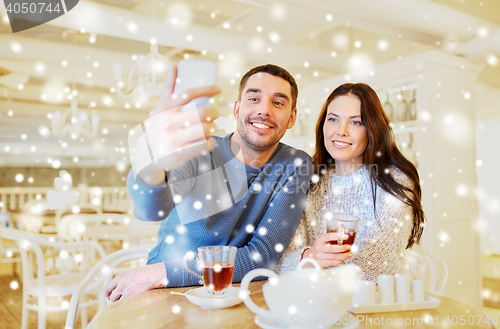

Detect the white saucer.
[
  {"left": 255, "top": 313, "right": 359, "bottom": 329},
  {"left": 185, "top": 287, "right": 245, "bottom": 310}
]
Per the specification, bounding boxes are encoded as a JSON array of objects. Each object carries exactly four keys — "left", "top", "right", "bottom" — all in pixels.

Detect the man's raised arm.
[{"left": 127, "top": 66, "right": 220, "bottom": 221}]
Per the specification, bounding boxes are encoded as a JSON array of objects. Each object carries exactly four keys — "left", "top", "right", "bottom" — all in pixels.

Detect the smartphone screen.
[{"left": 174, "top": 60, "right": 217, "bottom": 111}]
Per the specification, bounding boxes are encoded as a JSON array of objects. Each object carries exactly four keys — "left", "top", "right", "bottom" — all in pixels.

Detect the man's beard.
[{"left": 236, "top": 115, "right": 284, "bottom": 151}]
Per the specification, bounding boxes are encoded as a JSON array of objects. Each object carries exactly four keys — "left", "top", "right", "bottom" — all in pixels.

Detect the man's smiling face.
[{"left": 233, "top": 72, "right": 297, "bottom": 152}]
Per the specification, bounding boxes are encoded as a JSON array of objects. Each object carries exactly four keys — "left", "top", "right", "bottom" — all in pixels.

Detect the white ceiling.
[{"left": 0, "top": 0, "right": 499, "bottom": 169}]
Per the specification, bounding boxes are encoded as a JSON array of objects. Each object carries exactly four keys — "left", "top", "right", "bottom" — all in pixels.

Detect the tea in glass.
[
  {"left": 326, "top": 213, "right": 360, "bottom": 246},
  {"left": 182, "top": 246, "right": 237, "bottom": 295},
  {"left": 202, "top": 262, "right": 235, "bottom": 292}
]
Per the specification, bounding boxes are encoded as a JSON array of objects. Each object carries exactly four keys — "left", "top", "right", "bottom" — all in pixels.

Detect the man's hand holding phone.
[{"left": 131, "top": 62, "right": 220, "bottom": 186}]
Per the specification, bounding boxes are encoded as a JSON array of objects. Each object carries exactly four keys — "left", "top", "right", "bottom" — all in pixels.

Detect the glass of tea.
[
  {"left": 326, "top": 213, "right": 360, "bottom": 247},
  {"left": 182, "top": 246, "right": 237, "bottom": 295}
]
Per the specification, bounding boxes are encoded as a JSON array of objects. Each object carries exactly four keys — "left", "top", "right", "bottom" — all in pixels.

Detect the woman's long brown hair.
[{"left": 312, "top": 83, "right": 424, "bottom": 249}]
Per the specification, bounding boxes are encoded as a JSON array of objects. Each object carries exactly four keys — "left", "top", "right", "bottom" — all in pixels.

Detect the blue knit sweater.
[{"left": 127, "top": 133, "right": 312, "bottom": 287}]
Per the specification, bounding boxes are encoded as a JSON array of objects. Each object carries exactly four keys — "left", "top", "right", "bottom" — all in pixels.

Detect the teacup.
[
  {"left": 240, "top": 258, "right": 359, "bottom": 329},
  {"left": 182, "top": 246, "right": 236, "bottom": 295}
]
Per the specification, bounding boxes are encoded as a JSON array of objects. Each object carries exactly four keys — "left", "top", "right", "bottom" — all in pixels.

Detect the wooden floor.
[{"left": 0, "top": 273, "right": 97, "bottom": 329}]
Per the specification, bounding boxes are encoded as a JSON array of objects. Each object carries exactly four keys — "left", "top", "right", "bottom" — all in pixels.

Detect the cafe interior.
[{"left": 0, "top": 0, "right": 499, "bottom": 328}]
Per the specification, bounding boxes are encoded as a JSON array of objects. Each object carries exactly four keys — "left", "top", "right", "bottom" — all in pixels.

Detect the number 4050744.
[{"left": 5, "top": 2, "right": 62, "bottom": 14}]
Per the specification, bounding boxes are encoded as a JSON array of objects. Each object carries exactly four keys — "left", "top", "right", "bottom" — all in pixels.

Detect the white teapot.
[{"left": 240, "top": 258, "right": 359, "bottom": 329}]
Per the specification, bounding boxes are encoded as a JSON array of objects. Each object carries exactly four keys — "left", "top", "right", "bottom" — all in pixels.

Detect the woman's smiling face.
[{"left": 323, "top": 93, "right": 368, "bottom": 170}]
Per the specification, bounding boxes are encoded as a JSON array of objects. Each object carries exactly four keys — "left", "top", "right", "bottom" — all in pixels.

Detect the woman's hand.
[{"left": 302, "top": 232, "right": 352, "bottom": 268}]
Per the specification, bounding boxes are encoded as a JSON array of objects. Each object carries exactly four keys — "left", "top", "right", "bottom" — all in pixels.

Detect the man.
[{"left": 105, "top": 64, "right": 312, "bottom": 302}]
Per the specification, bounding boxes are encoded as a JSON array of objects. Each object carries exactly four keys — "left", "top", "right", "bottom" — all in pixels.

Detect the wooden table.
[
  {"left": 90, "top": 281, "right": 496, "bottom": 329},
  {"left": 80, "top": 226, "right": 159, "bottom": 240},
  {"left": 79, "top": 225, "right": 159, "bottom": 254}
]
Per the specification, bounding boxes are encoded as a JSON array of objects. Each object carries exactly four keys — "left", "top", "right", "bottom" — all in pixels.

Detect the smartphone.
[{"left": 174, "top": 60, "right": 217, "bottom": 111}]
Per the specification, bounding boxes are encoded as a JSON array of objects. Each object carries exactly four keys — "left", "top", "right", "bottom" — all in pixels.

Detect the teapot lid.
[
  {"left": 296, "top": 257, "right": 322, "bottom": 271},
  {"left": 284, "top": 258, "right": 360, "bottom": 281},
  {"left": 281, "top": 257, "right": 330, "bottom": 279}
]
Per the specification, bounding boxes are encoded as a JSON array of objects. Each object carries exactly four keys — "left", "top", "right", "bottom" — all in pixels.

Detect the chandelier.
[
  {"left": 113, "top": 42, "right": 173, "bottom": 106},
  {"left": 51, "top": 100, "right": 99, "bottom": 139}
]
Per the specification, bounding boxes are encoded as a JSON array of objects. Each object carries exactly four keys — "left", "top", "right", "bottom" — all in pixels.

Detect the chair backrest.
[
  {"left": 65, "top": 245, "right": 154, "bottom": 329},
  {"left": 21, "top": 198, "right": 47, "bottom": 211},
  {"left": 405, "top": 245, "right": 448, "bottom": 295},
  {"left": 0, "top": 228, "right": 106, "bottom": 290},
  {"left": 55, "top": 206, "right": 102, "bottom": 234},
  {"left": 59, "top": 206, "right": 101, "bottom": 219}
]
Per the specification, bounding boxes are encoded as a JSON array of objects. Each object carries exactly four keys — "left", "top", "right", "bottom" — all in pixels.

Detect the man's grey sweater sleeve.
[{"left": 126, "top": 169, "right": 175, "bottom": 221}]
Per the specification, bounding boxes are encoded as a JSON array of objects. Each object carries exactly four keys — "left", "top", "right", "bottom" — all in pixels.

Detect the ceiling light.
[
  {"left": 113, "top": 43, "right": 173, "bottom": 106},
  {"left": 51, "top": 100, "right": 99, "bottom": 138}
]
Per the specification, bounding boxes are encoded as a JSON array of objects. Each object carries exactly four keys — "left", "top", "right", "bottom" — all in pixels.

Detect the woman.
[{"left": 276, "top": 83, "right": 424, "bottom": 281}]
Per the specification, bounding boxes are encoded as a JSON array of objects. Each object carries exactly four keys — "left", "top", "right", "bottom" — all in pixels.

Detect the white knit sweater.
[{"left": 276, "top": 165, "right": 413, "bottom": 281}]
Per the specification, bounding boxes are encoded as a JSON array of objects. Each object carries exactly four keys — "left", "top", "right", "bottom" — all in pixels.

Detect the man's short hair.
[{"left": 238, "top": 64, "right": 298, "bottom": 110}]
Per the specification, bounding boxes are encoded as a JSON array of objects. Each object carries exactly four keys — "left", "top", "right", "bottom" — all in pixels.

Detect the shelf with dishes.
[
  {"left": 377, "top": 83, "right": 420, "bottom": 169},
  {"left": 379, "top": 84, "right": 418, "bottom": 124}
]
